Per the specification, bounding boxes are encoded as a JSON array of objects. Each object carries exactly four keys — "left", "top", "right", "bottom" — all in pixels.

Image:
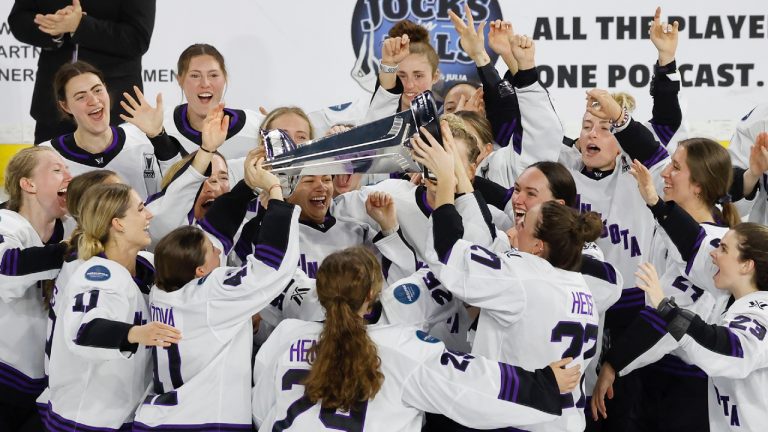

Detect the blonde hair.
[
  {"left": 77, "top": 183, "right": 132, "bottom": 260},
  {"left": 611, "top": 92, "right": 636, "bottom": 114},
  {"left": 4, "top": 147, "right": 57, "bottom": 212},
  {"left": 441, "top": 113, "right": 480, "bottom": 163},
  {"left": 258, "top": 107, "right": 314, "bottom": 147},
  {"left": 160, "top": 151, "right": 226, "bottom": 189}
]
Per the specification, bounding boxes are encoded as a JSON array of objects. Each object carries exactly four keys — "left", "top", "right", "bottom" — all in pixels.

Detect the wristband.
[
  {"left": 379, "top": 62, "right": 399, "bottom": 74},
  {"left": 610, "top": 108, "right": 630, "bottom": 133},
  {"left": 199, "top": 145, "right": 216, "bottom": 154},
  {"left": 381, "top": 223, "right": 400, "bottom": 237},
  {"left": 147, "top": 127, "right": 166, "bottom": 140}
]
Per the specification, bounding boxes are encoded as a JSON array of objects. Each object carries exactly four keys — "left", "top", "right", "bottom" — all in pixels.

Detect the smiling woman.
[
  {"left": 164, "top": 44, "right": 265, "bottom": 160},
  {"left": 38, "top": 61, "right": 177, "bottom": 201}
]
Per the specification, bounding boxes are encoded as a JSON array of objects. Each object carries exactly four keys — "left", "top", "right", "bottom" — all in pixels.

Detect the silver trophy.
[{"left": 264, "top": 91, "right": 442, "bottom": 177}]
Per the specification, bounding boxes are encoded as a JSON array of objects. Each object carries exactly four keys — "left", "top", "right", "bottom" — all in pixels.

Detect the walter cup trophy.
[{"left": 262, "top": 91, "right": 442, "bottom": 178}]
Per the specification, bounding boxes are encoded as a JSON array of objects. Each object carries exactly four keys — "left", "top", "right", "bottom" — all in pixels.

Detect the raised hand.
[
  {"left": 629, "top": 159, "right": 660, "bottom": 206},
  {"left": 201, "top": 103, "right": 229, "bottom": 153},
  {"left": 488, "top": 20, "right": 518, "bottom": 75},
  {"left": 325, "top": 124, "right": 352, "bottom": 137},
  {"left": 455, "top": 87, "right": 485, "bottom": 114},
  {"left": 635, "top": 262, "right": 663, "bottom": 308},
  {"left": 549, "top": 357, "right": 581, "bottom": 393},
  {"left": 410, "top": 122, "right": 456, "bottom": 185},
  {"left": 120, "top": 86, "right": 165, "bottom": 138},
  {"left": 509, "top": 34, "right": 536, "bottom": 71},
  {"left": 649, "top": 7, "right": 679, "bottom": 67},
  {"left": 127, "top": 321, "right": 182, "bottom": 348},
  {"left": 365, "top": 191, "right": 397, "bottom": 233},
  {"left": 34, "top": 0, "right": 83, "bottom": 36},
  {"left": 585, "top": 89, "right": 624, "bottom": 123},
  {"left": 381, "top": 34, "right": 410, "bottom": 66},
  {"left": 449, "top": 4, "right": 490, "bottom": 66},
  {"left": 245, "top": 152, "right": 281, "bottom": 198}
]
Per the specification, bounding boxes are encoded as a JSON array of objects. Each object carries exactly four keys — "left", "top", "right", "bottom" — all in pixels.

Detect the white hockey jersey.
[
  {"left": 334, "top": 180, "right": 498, "bottom": 265},
  {"left": 45, "top": 253, "right": 154, "bottom": 431},
  {"left": 427, "top": 239, "right": 601, "bottom": 432},
  {"left": 165, "top": 104, "right": 263, "bottom": 160},
  {"left": 0, "top": 210, "right": 65, "bottom": 401},
  {"left": 253, "top": 319, "right": 565, "bottom": 431},
  {"left": 134, "top": 203, "right": 300, "bottom": 430},
  {"left": 474, "top": 79, "right": 564, "bottom": 189},
  {"left": 42, "top": 126, "right": 166, "bottom": 200}
]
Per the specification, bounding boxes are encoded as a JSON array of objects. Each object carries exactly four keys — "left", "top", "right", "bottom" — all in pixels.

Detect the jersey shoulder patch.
[
  {"left": 84, "top": 265, "right": 111, "bottom": 282},
  {"left": 415, "top": 329, "right": 440, "bottom": 343},
  {"left": 393, "top": 283, "right": 421, "bottom": 304}
]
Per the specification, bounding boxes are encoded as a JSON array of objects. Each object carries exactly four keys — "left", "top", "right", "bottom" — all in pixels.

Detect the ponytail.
[
  {"left": 77, "top": 183, "right": 132, "bottom": 261},
  {"left": 304, "top": 247, "right": 385, "bottom": 411},
  {"left": 719, "top": 202, "right": 741, "bottom": 229}
]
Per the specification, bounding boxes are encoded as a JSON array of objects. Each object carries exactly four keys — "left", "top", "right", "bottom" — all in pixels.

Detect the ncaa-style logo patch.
[
  {"left": 394, "top": 283, "right": 421, "bottom": 304},
  {"left": 416, "top": 329, "right": 440, "bottom": 343},
  {"left": 350, "top": 0, "right": 503, "bottom": 92},
  {"left": 85, "top": 265, "right": 111, "bottom": 282}
]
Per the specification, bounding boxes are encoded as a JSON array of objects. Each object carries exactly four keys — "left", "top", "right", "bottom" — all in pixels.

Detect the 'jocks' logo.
[{"left": 350, "top": 0, "right": 503, "bottom": 92}]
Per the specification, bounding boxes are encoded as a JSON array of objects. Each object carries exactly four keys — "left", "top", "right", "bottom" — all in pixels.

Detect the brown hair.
[
  {"left": 154, "top": 226, "right": 208, "bottom": 292},
  {"left": 534, "top": 201, "right": 603, "bottom": 271},
  {"left": 528, "top": 161, "right": 578, "bottom": 208},
  {"left": 732, "top": 223, "right": 768, "bottom": 291},
  {"left": 454, "top": 110, "right": 494, "bottom": 148},
  {"left": 304, "top": 247, "right": 385, "bottom": 411},
  {"left": 65, "top": 170, "right": 119, "bottom": 256},
  {"left": 177, "top": 44, "right": 227, "bottom": 79},
  {"left": 678, "top": 138, "right": 740, "bottom": 228},
  {"left": 77, "top": 183, "right": 132, "bottom": 260},
  {"left": 388, "top": 20, "right": 439, "bottom": 74},
  {"left": 258, "top": 106, "right": 315, "bottom": 147},
  {"left": 53, "top": 61, "right": 107, "bottom": 118},
  {"left": 4, "top": 147, "right": 57, "bottom": 212},
  {"left": 441, "top": 113, "right": 480, "bottom": 165}
]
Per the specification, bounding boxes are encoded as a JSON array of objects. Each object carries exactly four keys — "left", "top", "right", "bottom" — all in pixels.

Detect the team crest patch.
[
  {"left": 416, "top": 330, "right": 440, "bottom": 343},
  {"left": 394, "top": 283, "right": 420, "bottom": 304},
  {"left": 85, "top": 265, "right": 111, "bottom": 282}
]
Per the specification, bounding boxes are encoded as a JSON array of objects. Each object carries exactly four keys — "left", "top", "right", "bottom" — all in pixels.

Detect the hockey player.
[
  {"left": 450, "top": 6, "right": 563, "bottom": 189},
  {"left": 414, "top": 121, "right": 606, "bottom": 432},
  {"left": 628, "top": 223, "right": 768, "bottom": 432},
  {"left": 252, "top": 246, "right": 583, "bottom": 431},
  {"left": 165, "top": 44, "right": 264, "bottom": 160},
  {"left": 591, "top": 136, "right": 740, "bottom": 432},
  {"left": 0, "top": 147, "right": 71, "bottom": 431},
  {"left": 133, "top": 157, "right": 300, "bottom": 430},
  {"left": 40, "top": 61, "right": 179, "bottom": 201},
  {"left": 45, "top": 183, "right": 181, "bottom": 431}
]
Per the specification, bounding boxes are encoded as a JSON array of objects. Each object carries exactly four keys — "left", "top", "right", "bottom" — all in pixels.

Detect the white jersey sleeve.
[
  {"left": 61, "top": 259, "right": 146, "bottom": 361},
  {"left": 202, "top": 202, "right": 300, "bottom": 331},
  {"left": 0, "top": 211, "right": 65, "bottom": 299},
  {"left": 427, "top": 237, "right": 527, "bottom": 327},
  {"left": 674, "top": 293, "right": 768, "bottom": 379},
  {"left": 146, "top": 161, "right": 206, "bottom": 247}
]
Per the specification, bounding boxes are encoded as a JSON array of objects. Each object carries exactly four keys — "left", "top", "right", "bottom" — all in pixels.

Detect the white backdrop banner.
[{"left": 1, "top": 0, "right": 767, "bottom": 143}]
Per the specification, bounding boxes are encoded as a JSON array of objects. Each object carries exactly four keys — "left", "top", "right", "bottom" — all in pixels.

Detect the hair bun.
[{"left": 388, "top": 20, "right": 430, "bottom": 43}]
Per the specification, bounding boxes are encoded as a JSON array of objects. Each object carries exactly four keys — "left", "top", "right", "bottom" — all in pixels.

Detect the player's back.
[{"left": 253, "top": 319, "right": 563, "bottom": 431}]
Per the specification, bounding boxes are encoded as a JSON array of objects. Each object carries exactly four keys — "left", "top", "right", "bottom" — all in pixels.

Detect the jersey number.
[
  {"left": 550, "top": 321, "right": 598, "bottom": 409},
  {"left": 273, "top": 369, "right": 368, "bottom": 432},
  {"left": 671, "top": 276, "right": 704, "bottom": 302},
  {"left": 729, "top": 315, "right": 767, "bottom": 341},
  {"left": 151, "top": 344, "right": 184, "bottom": 395}
]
